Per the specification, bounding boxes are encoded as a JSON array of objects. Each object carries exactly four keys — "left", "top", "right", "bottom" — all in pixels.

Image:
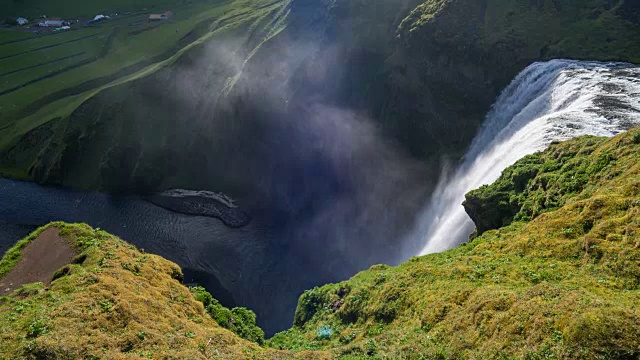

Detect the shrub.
[
  {"left": 190, "top": 286, "right": 213, "bottom": 307},
  {"left": 294, "top": 287, "right": 328, "bottom": 326},
  {"left": 170, "top": 267, "right": 184, "bottom": 282},
  {"left": 190, "top": 287, "right": 265, "bottom": 344},
  {"left": 26, "top": 319, "right": 48, "bottom": 338}
]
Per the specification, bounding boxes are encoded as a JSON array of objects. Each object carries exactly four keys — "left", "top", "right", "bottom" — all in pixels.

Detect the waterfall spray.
[{"left": 409, "top": 59, "right": 640, "bottom": 256}]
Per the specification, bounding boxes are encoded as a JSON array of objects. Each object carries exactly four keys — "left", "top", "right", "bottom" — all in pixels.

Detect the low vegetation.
[
  {"left": 191, "top": 286, "right": 265, "bottom": 344},
  {"left": 267, "top": 130, "right": 640, "bottom": 359},
  {"left": 0, "top": 222, "right": 324, "bottom": 359}
]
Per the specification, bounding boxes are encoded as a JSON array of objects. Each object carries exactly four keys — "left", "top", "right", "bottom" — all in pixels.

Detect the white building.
[
  {"left": 39, "top": 19, "right": 68, "bottom": 27},
  {"left": 16, "top": 17, "right": 28, "bottom": 25}
]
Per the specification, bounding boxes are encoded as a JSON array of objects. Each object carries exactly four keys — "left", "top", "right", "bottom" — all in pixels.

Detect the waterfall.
[{"left": 410, "top": 59, "right": 640, "bottom": 256}]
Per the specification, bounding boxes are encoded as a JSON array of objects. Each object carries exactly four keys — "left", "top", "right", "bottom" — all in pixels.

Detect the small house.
[
  {"left": 149, "top": 11, "right": 173, "bottom": 22},
  {"left": 39, "top": 19, "right": 68, "bottom": 27},
  {"left": 16, "top": 17, "right": 28, "bottom": 26}
]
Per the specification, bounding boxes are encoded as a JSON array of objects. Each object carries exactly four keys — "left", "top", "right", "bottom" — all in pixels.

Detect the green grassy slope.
[
  {"left": 399, "top": 0, "right": 640, "bottom": 72},
  {"left": 3, "top": 0, "right": 204, "bottom": 19},
  {"left": 0, "top": 222, "right": 325, "bottom": 359},
  {"left": 267, "top": 129, "right": 640, "bottom": 359},
  {"left": 0, "top": 0, "right": 291, "bottom": 189},
  {"left": 0, "top": 0, "right": 283, "bottom": 124},
  {"left": 0, "top": 0, "right": 210, "bottom": 111}
]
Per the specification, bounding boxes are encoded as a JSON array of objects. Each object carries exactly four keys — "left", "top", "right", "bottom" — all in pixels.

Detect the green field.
[
  {"left": 3, "top": 0, "right": 211, "bottom": 20},
  {"left": 0, "top": 0, "right": 291, "bottom": 182}
]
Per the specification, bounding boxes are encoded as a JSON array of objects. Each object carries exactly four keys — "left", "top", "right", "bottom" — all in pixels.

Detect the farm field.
[
  {"left": 0, "top": 0, "right": 291, "bottom": 181},
  {"left": 0, "top": 0, "right": 227, "bottom": 121}
]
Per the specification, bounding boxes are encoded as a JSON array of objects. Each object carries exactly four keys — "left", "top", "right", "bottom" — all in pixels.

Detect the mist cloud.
[{"left": 127, "top": 20, "right": 436, "bottom": 334}]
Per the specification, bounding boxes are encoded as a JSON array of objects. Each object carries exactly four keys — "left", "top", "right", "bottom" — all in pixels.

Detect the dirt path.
[{"left": 0, "top": 227, "right": 77, "bottom": 295}]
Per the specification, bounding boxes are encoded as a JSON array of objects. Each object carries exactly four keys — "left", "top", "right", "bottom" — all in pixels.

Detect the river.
[{"left": 0, "top": 178, "right": 306, "bottom": 334}]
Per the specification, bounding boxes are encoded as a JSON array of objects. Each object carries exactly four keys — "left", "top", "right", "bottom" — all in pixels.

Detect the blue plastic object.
[{"left": 317, "top": 326, "right": 333, "bottom": 338}]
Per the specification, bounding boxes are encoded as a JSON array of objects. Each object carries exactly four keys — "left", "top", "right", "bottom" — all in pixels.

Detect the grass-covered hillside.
[
  {"left": 1, "top": 130, "right": 639, "bottom": 358},
  {"left": 0, "top": 0, "right": 291, "bottom": 190},
  {"left": 0, "top": 222, "right": 325, "bottom": 359},
  {"left": 2, "top": 0, "right": 197, "bottom": 19},
  {"left": 400, "top": 0, "right": 640, "bottom": 66},
  {"left": 266, "top": 129, "right": 640, "bottom": 359},
  {"left": 464, "top": 133, "right": 640, "bottom": 235}
]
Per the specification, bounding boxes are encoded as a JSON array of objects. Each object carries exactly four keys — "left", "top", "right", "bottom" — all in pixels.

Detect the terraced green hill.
[
  {"left": 0, "top": 0, "right": 291, "bottom": 189},
  {"left": 2, "top": 0, "right": 194, "bottom": 19},
  {"left": 0, "top": 0, "right": 282, "bottom": 121}
]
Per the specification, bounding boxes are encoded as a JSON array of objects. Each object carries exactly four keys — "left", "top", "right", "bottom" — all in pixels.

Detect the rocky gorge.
[{"left": 0, "top": 0, "right": 639, "bottom": 355}]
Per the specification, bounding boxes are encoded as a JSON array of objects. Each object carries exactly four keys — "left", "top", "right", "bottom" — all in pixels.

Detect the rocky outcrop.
[{"left": 463, "top": 134, "right": 630, "bottom": 236}]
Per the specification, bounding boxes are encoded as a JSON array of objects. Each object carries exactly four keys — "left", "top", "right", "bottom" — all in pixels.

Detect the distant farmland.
[{"left": 0, "top": 0, "right": 291, "bottom": 183}]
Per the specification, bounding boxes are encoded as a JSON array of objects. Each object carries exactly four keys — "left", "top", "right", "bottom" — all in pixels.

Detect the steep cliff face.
[
  {"left": 387, "top": 0, "right": 640, "bottom": 158},
  {"left": 268, "top": 129, "right": 640, "bottom": 359}
]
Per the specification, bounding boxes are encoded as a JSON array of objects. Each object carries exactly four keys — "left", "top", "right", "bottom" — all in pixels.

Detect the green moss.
[
  {"left": 0, "top": 223, "right": 303, "bottom": 359},
  {"left": 463, "top": 130, "right": 640, "bottom": 236},
  {"left": 190, "top": 286, "right": 265, "bottom": 344},
  {"left": 464, "top": 136, "right": 611, "bottom": 234},
  {"left": 2, "top": 130, "right": 640, "bottom": 358}
]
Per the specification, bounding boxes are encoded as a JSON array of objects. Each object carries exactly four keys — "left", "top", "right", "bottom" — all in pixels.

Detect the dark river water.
[{"left": 0, "top": 177, "right": 319, "bottom": 335}]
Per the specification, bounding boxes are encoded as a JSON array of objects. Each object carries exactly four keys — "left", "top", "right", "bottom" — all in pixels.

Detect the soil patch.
[{"left": 0, "top": 227, "right": 77, "bottom": 295}]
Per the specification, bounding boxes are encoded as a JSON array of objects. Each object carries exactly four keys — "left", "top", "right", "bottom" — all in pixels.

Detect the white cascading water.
[{"left": 411, "top": 59, "right": 640, "bottom": 256}]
